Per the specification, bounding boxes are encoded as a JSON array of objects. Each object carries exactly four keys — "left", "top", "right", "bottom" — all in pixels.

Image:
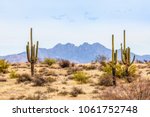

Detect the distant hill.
[{"left": 0, "top": 42, "right": 150, "bottom": 63}]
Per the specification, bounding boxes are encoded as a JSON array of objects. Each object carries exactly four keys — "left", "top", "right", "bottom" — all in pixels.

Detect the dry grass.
[
  {"left": 99, "top": 79, "right": 150, "bottom": 100},
  {"left": 70, "top": 87, "right": 85, "bottom": 97},
  {"left": 0, "top": 62, "right": 150, "bottom": 100}
]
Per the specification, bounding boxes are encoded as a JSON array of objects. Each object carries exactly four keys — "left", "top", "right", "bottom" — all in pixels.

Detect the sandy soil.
[{"left": 0, "top": 62, "right": 149, "bottom": 100}]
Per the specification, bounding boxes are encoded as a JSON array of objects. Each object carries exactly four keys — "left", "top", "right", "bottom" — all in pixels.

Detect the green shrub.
[
  {"left": 43, "top": 58, "right": 56, "bottom": 66},
  {"left": 115, "top": 64, "right": 124, "bottom": 78},
  {"left": 101, "top": 63, "right": 136, "bottom": 78},
  {"left": 0, "top": 59, "right": 9, "bottom": 73},
  {"left": 98, "top": 73, "right": 113, "bottom": 86},
  {"left": 128, "top": 65, "right": 137, "bottom": 76},
  {"left": 73, "top": 71, "right": 89, "bottom": 83},
  {"left": 9, "top": 70, "right": 19, "bottom": 79},
  {"left": 101, "top": 63, "right": 112, "bottom": 74}
]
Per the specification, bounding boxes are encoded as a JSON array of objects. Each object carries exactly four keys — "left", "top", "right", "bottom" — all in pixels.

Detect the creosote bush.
[
  {"left": 43, "top": 58, "right": 56, "bottom": 66},
  {"left": 70, "top": 87, "right": 84, "bottom": 97},
  {"left": 59, "top": 59, "right": 70, "bottom": 68},
  {"left": 67, "top": 66, "right": 82, "bottom": 75},
  {"left": 46, "top": 77, "right": 56, "bottom": 83},
  {"left": 0, "top": 59, "right": 9, "bottom": 73},
  {"left": 9, "top": 70, "right": 20, "bottom": 79},
  {"left": 33, "top": 74, "right": 47, "bottom": 86},
  {"left": 98, "top": 73, "right": 113, "bottom": 86},
  {"left": 73, "top": 71, "right": 89, "bottom": 83},
  {"left": 25, "top": 91, "right": 47, "bottom": 100},
  {"left": 95, "top": 55, "right": 107, "bottom": 64},
  {"left": 100, "top": 79, "right": 150, "bottom": 100},
  {"left": 17, "top": 73, "right": 32, "bottom": 83}
]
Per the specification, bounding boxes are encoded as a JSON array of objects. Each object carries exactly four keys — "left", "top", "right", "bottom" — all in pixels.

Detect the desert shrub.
[
  {"left": 46, "top": 77, "right": 56, "bottom": 83},
  {"left": 59, "top": 59, "right": 70, "bottom": 68},
  {"left": 115, "top": 64, "right": 124, "bottom": 78},
  {"left": 73, "top": 71, "right": 89, "bottom": 83},
  {"left": 0, "top": 59, "right": 9, "bottom": 73},
  {"left": 95, "top": 55, "right": 107, "bottom": 63},
  {"left": 101, "top": 63, "right": 112, "bottom": 74},
  {"left": 82, "top": 64, "right": 97, "bottom": 70},
  {"left": 43, "top": 58, "right": 56, "bottom": 66},
  {"left": 25, "top": 91, "right": 47, "bottom": 100},
  {"left": 45, "top": 71, "right": 58, "bottom": 76},
  {"left": 101, "top": 63, "right": 136, "bottom": 78},
  {"left": 98, "top": 73, "right": 113, "bottom": 86},
  {"left": 58, "top": 91, "right": 69, "bottom": 96},
  {"left": 92, "top": 90, "right": 99, "bottom": 94},
  {"left": 38, "top": 68, "right": 49, "bottom": 74},
  {"left": 70, "top": 87, "right": 84, "bottom": 97},
  {"left": 146, "top": 62, "right": 150, "bottom": 68},
  {"left": 128, "top": 65, "right": 137, "bottom": 76},
  {"left": 47, "top": 87, "right": 58, "bottom": 93},
  {"left": 67, "top": 66, "right": 82, "bottom": 75},
  {"left": 100, "top": 80, "right": 150, "bottom": 100},
  {"left": 136, "top": 60, "right": 144, "bottom": 63},
  {"left": 9, "top": 70, "right": 20, "bottom": 79},
  {"left": 33, "top": 75, "right": 47, "bottom": 86},
  {"left": 17, "top": 73, "right": 32, "bottom": 83}
]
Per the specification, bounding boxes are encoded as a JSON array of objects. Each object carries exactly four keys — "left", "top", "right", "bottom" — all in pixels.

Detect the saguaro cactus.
[
  {"left": 121, "top": 30, "right": 135, "bottom": 82},
  {"left": 110, "top": 34, "right": 118, "bottom": 86},
  {"left": 26, "top": 28, "right": 39, "bottom": 76}
]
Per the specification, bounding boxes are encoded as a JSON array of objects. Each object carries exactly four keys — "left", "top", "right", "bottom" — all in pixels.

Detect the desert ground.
[{"left": 0, "top": 60, "right": 150, "bottom": 100}]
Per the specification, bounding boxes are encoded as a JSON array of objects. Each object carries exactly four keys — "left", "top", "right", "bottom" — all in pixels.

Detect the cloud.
[
  {"left": 51, "top": 14, "right": 66, "bottom": 20},
  {"left": 84, "top": 12, "right": 99, "bottom": 21}
]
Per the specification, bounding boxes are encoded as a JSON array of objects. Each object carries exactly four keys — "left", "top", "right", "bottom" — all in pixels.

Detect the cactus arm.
[
  {"left": 130, "top": 55, "right": 135, "bottom": 66},
  {"left": 115, "top": 50, "right": 117, "bottom": 64},
  {"left": 26, "top": 42, "right": 31, "bottom": 62},
  {"left": 111, "top": 34, "right": 117, "bottom": 86},
  {"left": 26, "top": 28, "right": 39, "bottom": 76},
  {"left": 128, "top": 47, "right": 130, "bottom": 64},
  {"left": 35, "top": 41, "right": 39, "bottom": 61},
  {"left": 112, "top": 35, "right": 114, "bottom": 63},
  {"left": 123, "top": 30, "right": 126, "bottom": 50}
]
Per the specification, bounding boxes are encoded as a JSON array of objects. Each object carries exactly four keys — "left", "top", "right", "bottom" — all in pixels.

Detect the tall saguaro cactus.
[
  {"left": 121, "top": 30, "right": 135, "bottom": 82},
  {"left": 110, "top": 35, "right": 118, "bottom": 86},
  {"left": 26, "top": 28, "right": 39, "bottom": 76}
]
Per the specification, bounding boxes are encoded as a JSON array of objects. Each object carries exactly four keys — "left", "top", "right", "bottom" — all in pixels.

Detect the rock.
[{"left": 0, "top": 77, "right": 7, "bottom": 82}]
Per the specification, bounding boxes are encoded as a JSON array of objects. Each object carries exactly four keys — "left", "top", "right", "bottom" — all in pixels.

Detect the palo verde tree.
[
  {"left": 26, "top": 28, "right": 39, "bottom": 76},
  {"left": 121, "top": 30, "right": 135, "bottom": 82}
]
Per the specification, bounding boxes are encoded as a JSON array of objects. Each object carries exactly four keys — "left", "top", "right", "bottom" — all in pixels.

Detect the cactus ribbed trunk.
[
  {"left": 26, "top": 28, "right": 39, "bottom": 76},
  {"left": 121, "top": 30, "right": 135, "bottom": 83},
  {"left": 112, "top": 67, "right": 116, "bottom": 86},
  {"left": 111, "top": 34, "right": 117, "bottom": 86},
  {"left": 31, "top": 63, "right": 34, "bottom": 76}
]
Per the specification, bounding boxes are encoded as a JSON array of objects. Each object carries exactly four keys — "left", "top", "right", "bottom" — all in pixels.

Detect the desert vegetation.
[{"left": 0, "top": 29, "right": 149, "bottom": 100}]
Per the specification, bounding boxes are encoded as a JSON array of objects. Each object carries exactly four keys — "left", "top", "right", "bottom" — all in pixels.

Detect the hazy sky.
[{"left": 0, "top": 0, "right": 150, "bottom": 55}]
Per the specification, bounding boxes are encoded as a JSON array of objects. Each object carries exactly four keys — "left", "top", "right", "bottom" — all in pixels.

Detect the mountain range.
[{"left": 0, "top": 42, "right": 150, "bottom": 63}]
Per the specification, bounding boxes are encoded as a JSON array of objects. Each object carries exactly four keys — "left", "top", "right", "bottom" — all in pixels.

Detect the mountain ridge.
[{"left": 0, "top": 42, "right": 150, "bottom": 63}]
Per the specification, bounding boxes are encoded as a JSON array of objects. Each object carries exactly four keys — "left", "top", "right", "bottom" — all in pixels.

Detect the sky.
[{"left": 0, "top": 0, "right": 150, "bottom": 55}]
